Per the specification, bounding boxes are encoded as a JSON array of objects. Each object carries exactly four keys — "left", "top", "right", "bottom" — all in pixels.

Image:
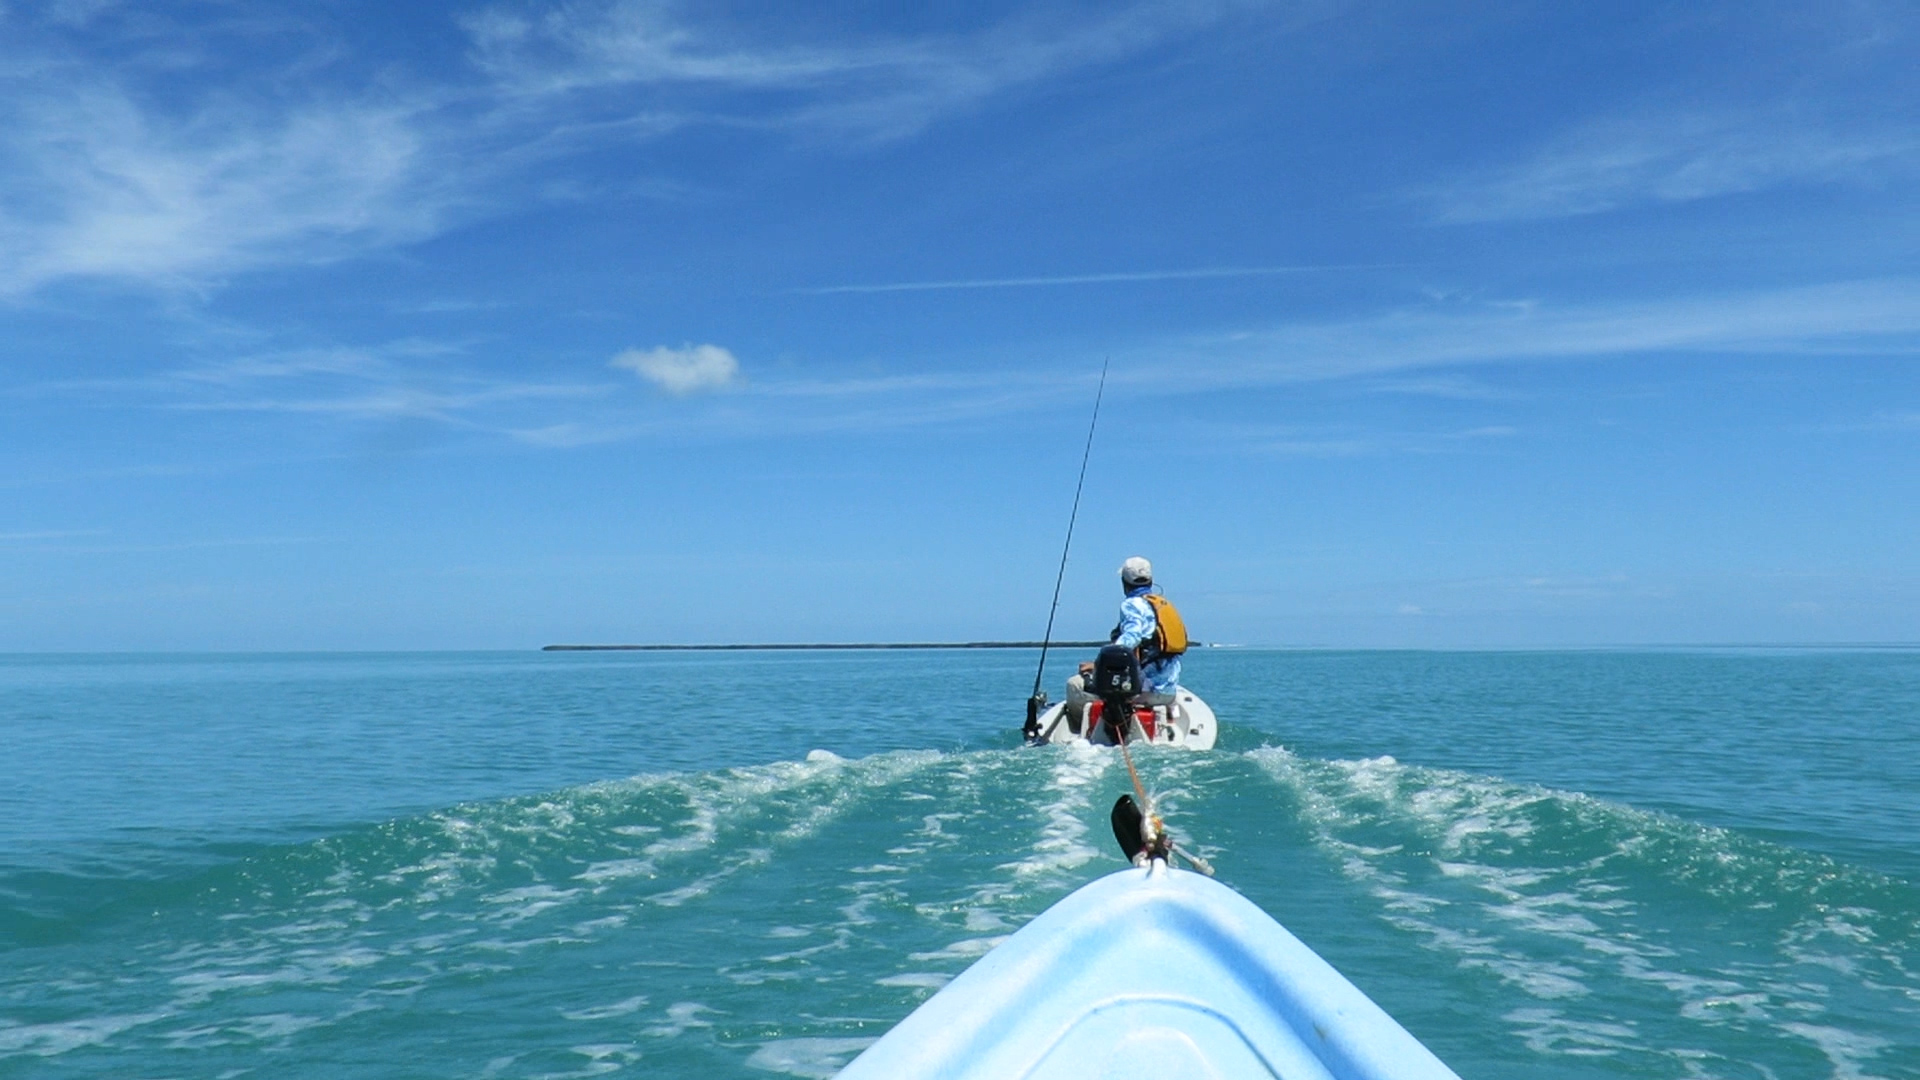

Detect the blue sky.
[{"left": 2, "top": 0, "right": 1917, "bottom": 649}]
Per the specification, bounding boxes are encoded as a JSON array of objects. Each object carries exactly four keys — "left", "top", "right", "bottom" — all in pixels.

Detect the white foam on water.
[
  {"left": 879, "top": 810, "right": 965, "bottom": 864},
  {"left": 383, "top": 845, "right": 498, "bottom": 902},
  {"left": 1778, "top": 1022, "right": 1893, "bottom": 1080},
  {"left": 575, "top": 858, "right": 656, "bottom": 884},
  {"left": 551, "top": 1043, "right": 644, "bottom": 1078},
  {"left": 463, "top": 932, "right": 595, "bottom": 955},
  {"left": 757, "top": 929, "right": 855, "bottom": 966},
  {"left": 876, "top": 972, "right": 952, "bottom": 989},
  {"left": 1252, "top": 749, "right": 1593, "bottom": 1000},
  {"left": 1503, "top": 1006, "right": 1638, "bottom": 1057},
  {"left": 963, "top": 907, "right": 1009, "bottom": 932},
  {"left": 1679, "top": 990, "right": 1773, "bottom": 1023},
  {"left": 0, "top": 1011, "right": 169, "bottom": 1057},
  {"left": 993, "top": 741, "right": 1111, "bottom": 881},
  {"left": 169, "top": 962, "right": 347, "bottom": 1005},
  {"left": 744, "top": 1036, "right": 878, "bottom": 1079},
  {"left": 893, "top": 744, "right": 1116, "bottom": 953},
  {"left": 560, "top": 995, "right": 649, "bottom": 1021},
  {"left": 1380, "top": 910, "right": 1592, "bottom": 1000},
  {"left": 373, "top": 750, "right": 943, "bottom": 915},
  {"left": 837, "top": 893, "right": 878, "bottom": 927},
  {"left": 908, "top": 936, "right": 1007, "bottom": 962},
  {"left": 642, "top": 1001, "right": 715, "bottom": 1039},
  {"left": 647, "top": 846, "right": 773, "bottom": 907},
  {"left": 1245, "top": 745, "right": 1920, "bottom": 1069},
  {"left": 1250, "top": 751, "right": 1664, "bottom": 1009},
  {"left": 482, "top": 884, "right": 582, "bottom": 924},
  {"left": 106, "top": 745, "right": 950, "bottom": 1060},
  {"left": 232, "top": 1012, "right": 330, "bottom": 1041}
]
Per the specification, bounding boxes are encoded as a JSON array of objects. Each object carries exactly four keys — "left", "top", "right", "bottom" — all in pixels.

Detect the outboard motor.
[{"left": 1091, "top": 644, "right": 1142, "bottom": 743}]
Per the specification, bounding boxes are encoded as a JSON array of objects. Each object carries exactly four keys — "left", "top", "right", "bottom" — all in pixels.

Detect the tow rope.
[{"left": 1111, "top": 723, "right": 1214, "bottom": 876}]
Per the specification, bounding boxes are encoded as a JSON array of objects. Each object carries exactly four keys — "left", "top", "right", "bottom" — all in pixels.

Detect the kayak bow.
[{"left": 838, "top": 864, "right": 1460, "bottom": 1080}]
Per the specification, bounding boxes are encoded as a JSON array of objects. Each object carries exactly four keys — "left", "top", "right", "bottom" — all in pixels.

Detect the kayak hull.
[{"left": 837, "top": 865, "right": 1460, "bottom": 1080}]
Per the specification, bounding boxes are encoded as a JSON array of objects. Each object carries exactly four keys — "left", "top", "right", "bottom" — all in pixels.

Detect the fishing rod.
[{"left": 1024, "top": 358, "right": 1109, "bottom": 743}]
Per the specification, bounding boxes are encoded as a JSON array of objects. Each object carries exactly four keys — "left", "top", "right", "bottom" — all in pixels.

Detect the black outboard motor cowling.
[
  {"left": 1092, "top": 645, "right": 1142, "bottom": 743},
  {"left": 1092, "top": 644, "right": 1141, "bottom": 701}
]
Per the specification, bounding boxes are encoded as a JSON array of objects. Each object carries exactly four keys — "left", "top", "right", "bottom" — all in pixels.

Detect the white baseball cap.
[{"left": 1120, "top": 556, "right": 1153, "bottom": 587}]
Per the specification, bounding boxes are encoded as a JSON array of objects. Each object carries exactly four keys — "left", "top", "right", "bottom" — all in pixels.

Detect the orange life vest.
[{"left": 1144, "top": 594, "right": 1189, "bottom": 658}]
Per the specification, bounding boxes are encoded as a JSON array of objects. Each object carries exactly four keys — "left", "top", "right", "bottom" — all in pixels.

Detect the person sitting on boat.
[
  {"left": 1064, "top": 660, "right": 1098, "bottom": 733},
  {"left": 1112, "top": 556, "right": 1185, "bottom": 704}
]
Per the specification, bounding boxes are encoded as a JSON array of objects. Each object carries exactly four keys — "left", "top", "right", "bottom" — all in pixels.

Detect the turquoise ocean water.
[{"left": 3, "top": 649, "right": 1917, "bottom": 1078}]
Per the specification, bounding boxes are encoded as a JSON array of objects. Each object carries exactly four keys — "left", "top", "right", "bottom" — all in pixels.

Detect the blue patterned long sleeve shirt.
[{"left": 1115, "top": 586, "right": 1182, "bottom": 694}]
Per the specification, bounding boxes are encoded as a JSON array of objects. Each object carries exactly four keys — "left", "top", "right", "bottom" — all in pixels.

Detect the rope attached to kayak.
[{"left": 1111, "top": 722, "right": 1214, "bottom": 877}]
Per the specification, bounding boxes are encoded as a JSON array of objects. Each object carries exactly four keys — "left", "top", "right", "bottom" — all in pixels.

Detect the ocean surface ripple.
[{"left": 2, "top": 649, "right": 1916, "bottom": 1078}]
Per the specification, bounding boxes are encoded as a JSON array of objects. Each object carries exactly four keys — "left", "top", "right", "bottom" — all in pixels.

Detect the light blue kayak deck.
[{"left": 838, "top": 864, "right": 1461, "bottom": 1080}]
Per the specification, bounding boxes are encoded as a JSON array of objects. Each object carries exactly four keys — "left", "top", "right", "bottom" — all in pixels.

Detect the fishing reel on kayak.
[{"left": 1111, "top": 794, "right": 1214, "bottom": 876}]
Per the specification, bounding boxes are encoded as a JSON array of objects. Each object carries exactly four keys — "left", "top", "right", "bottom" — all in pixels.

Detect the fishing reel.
[
  {"left": 1110, "top": 794, "right": 1214, "bottom": 876},
  {"left": 1023, "top": 691, "right": 1048, "bottom": 744}
]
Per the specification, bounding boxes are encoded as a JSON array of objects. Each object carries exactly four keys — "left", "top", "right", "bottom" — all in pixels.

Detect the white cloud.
[
  {"left": 34, "top": 342, "right": 608, "bottom": 430},
  {"left": 0, "top": 78, "right": 455, "bottom": 296},
  {"left": 611, "top": 343, "right": 741, "bottom": 395},
  {"left": 794, "top": 264, "right": 1381, "bottom": 295},
  {"left": 0, "top": 54, "right": 452, "bottom": 297},
  {"left": 1431, "top": 110, "right": 1920, "bottom": 223},
  {"left": 463, "top": 0, "right": 1248, "bottom": 143},
  {"left": 1153, "top": 278, "right": 1920, "bottom": 390},
  {"left": 0, "top": 2, "right": 1250, "bottom": 296}
]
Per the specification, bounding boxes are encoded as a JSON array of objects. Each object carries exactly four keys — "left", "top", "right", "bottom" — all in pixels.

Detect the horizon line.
[
  {"left": 2, "top": 642, "right": 1916, "bottom": 655},
  {"left": 542, "top": 641, "right": 1115, "bottom": 651}
]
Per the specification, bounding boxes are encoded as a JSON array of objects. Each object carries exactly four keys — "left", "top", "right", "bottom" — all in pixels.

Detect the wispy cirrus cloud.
[
  {"left": 793, "top": 264, "right": 1381, "bottom": 295},
  {"left": 1811, "top": 408, "right": 1920, "bottom": 434},
  {"left": 508, "top": 366, "right": 1076, "bottom": 447},
  {"left": 0, "top": 528, "right": 109, "bottom": 541},
  {"left": 32, "top": 342, "right": 608, "bottom": 431},
  {"left": 0, "top": 1, "right": 1262, "bottom": 297},
  {"left": 1155, "top": 277, "right": 1920, "bottom": 388},
  {"left": 464, "top": 0, "right": 1255, "bottom": 142},
  {"left": 0, "top": 73, "right": 456, "bottom": 296},
  {"left": 1430, "top": 109, "right": 1920, "bottom": 223},
  {"left": 85, "top": 278, "right": 1920, "bottom": 447},
  {"left": 4, "top": 533, "right": 336, "bottom": 554},
  {"left": 1183, "top": 419, "right": 1519, "bottom": 459}
]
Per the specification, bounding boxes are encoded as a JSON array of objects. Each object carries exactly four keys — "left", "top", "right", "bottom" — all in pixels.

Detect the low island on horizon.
[{"left": 542, "top": 641, "right": 1117, "bottom": 651}]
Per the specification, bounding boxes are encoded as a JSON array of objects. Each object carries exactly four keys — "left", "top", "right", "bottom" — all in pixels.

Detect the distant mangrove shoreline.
[{"left": 542, "top": 641, "right": 1114, "bottom": 652}]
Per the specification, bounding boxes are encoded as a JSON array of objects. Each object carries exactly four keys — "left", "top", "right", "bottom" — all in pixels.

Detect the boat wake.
[
  {"left": 3, "top": 744, "right": 1916, "bottom": 1078},
  {"left": 1243, "top": 747, "right": 1920, "bottom": 1078}
]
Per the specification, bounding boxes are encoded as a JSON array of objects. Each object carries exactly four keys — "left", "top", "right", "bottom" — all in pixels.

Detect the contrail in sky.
[{"left": 794, "top": 265, "right": 1394, "bottom": 295}]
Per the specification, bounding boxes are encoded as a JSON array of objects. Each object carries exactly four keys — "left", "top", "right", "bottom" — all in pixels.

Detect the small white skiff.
[{"left": 1029, "top": 687, "right": 1218, "bottom": 750}]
